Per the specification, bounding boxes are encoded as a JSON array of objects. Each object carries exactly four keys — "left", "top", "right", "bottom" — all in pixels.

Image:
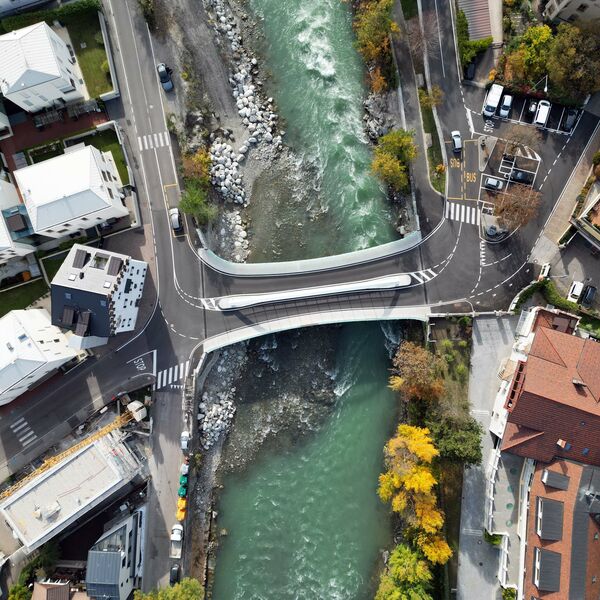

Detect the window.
[
  {"left": 57, "top": 228, "right": 69, "bottom": 233},
  {"left": 46, "top": 229, "right": 54, "bottom": 233},
  {"left": 577, "top": 3, "right": 589, "bottom": 11},
  {"left": 23, "top": 100, "right": 33, "bottom": 107},
  {"left": 534, "top": 547, "right": 541, "bottom": 587},
  {"left": 65, "top": 293, "right": 71, "bottom": 300},
  {"left": 593, "top": 576, "right": 597, "bottom": 584},
  {"left": 583, "top": 448, "right": 590, "bottom": 456},
  {"left": 107, "top": 188, "right": 114, "bottom": 199},
  {"left": 81, "top": 217, "right": 88, "bottom": 221},
  {"left": 595, "top": 532, "right": 599, "bottom": 541},
  {"left": 536, "top": 498, "right": 543, "bottom": 536},
  {"left": 565, "top": 442, "right": 572, "bottom": 451}
]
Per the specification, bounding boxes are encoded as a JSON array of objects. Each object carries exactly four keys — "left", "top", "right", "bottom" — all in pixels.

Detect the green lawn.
[
  {"left": 42, "top": 256, "right": 67, "bottom": 281},
  {"left": 0, "top": 279, "right": 48, "bottom": 318},
  {"left": 62, "top": 10, "right": 112, "bottom": 98},
  {"left": 29, "top": 143, "right": 64, "bottom": 164},
  {"left": 80, "top": 129, "right": 130, "bottom": 185},
  {"left": 401, "top": 0, "right": 418, "bottom": 19},
  {"left": 420, "top": 100, "right": 445, "bottom": 194},
  {"left": 580, "top": 314, "right": 600, "bottom": 338}
]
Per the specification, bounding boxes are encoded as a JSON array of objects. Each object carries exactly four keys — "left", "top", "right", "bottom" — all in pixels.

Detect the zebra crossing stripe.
[
  {"left": 143, "top": 136, "right": 149, "bottom": 150},
  {"left": 185, "top": 360, "right": 190, "bottom": 376},
  {"left": 173, "top": 364, "right": 179, "bottom": 381},
  {"left": 412, "top": 272, "right": 424, "bottom": 283},
  {"left": 138, "top": 137, "right": 143, "bottom": 152},
  {"left": 419, "top": 270, "right": 432, "bottom": 282}
]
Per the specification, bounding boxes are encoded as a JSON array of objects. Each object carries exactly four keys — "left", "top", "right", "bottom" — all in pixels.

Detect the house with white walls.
[
  {"left": 51, "top": 244, "right": 147, "bottom": 350},
  {"left": 0, "top": 309, "right": 76, "bottom": 406},
  {"left": 14, "top": 145, "right": 128, "bottom": 238},
  {"left": 544, "top": 0, "right": 600, "bottom": 21},
  {"left": 0, "top": 177, "right": 34, "bottom": 264},
  {"left": 0, "top": 22, "right": 84, "bottom": 112}
]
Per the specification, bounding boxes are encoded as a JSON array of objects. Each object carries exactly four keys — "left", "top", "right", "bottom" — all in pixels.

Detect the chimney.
[{"left": 79, "top": 272, "right": 84, "bottom": 279}]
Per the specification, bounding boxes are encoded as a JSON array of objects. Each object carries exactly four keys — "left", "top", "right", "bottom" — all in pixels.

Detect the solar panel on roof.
[
  {"left": 107, "top": 257, "right": 122, "bottom": 276},
  {"left": 72, "top": 249, "right": 87, "bottom": 269}
]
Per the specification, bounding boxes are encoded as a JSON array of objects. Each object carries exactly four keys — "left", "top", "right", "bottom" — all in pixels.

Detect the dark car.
[
  {"left": 506, "top": 169, "right": 534, "bottom": 185},
  {"left": 580, "top": 285, "right": 597, "bottom": 309},
  {"left": 563, "top": 109, "right": 577, "bottom": 132},
  {"left": 169, "top": 564, "right": 180, "bottom": 586},
  {"left": 464, "top": 62, "right": 475, "bottom": 80},
  {"left": 157, "top": 63, "right": 174, "bottom": 92}
]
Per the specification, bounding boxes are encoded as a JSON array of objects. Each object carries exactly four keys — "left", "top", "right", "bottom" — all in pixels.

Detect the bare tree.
[
  {"left": 504, "top": 124, "right": 542, "bottom": 155},
  {"left": 495, "top": 183, "right": 542, "bottom": 229},
  {"left": 406, "top": 12, "right": 440, "bottom": 59}
]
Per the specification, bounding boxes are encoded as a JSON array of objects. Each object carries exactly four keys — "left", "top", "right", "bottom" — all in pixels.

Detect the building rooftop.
[
  {"left": 0, "top": 22, "right": 63, "bottom": 96},
  {"left": 0, "top": 433, "right": 140, "bottom": 552},
  {"left": 31, "top": 582, "right": 71, "bottom": 600},
  {"left": 14, "top": 146, "right": 114, "bottom": 232}
]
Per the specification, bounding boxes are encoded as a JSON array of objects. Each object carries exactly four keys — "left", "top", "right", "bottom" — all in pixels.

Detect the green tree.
[
  {"left": 418, "top": 86, "right": 444, "bottom": 110},
  {"left": 372, "top": 150, "right": 409, "bottom": 192},
  {"left": 8, "top": 585, "right": 31, "bottom": 600},
  {"left": 426, "top": 417, "right": 482, "bottom": 466},
  {"left": 547, "top": 21, "right": 600, "bottom": 100},
  {"left": 378, "top": 129, "right": 418, "bottom": 163},
  {"left": 520, "top": 25, "right": 553, "bottom": 80},
  {"left": 354, "top": 0, "right": 395, "bottom": 64},
  {"left": 390, "top": 341, "right": 445, "bottom": 401},
  {"left": 179, "top": 182, "right": 217, "bottom": 226},
  {"left": 375, "top": 544, "right": 433, "bottom": 600},
  {"left": 134, "top": 578, "right": 204, "bottom": 600}
]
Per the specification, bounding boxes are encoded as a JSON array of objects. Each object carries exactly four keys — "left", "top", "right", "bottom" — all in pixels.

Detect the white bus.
[{"left": 483, "top": 84, "right": 504, "bottom": 117}]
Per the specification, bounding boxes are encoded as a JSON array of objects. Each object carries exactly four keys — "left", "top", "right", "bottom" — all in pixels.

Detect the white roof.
[
  {"left": 0, "top": 211, "right": 12, "bottom": 252},
  {"left": 0, "top": 309, "right": 51, "bottom": 396},
  {"left": 0, "top": 22, "right": 63, "bottom": 95},
  {"left": 14, "top": 146, "right": 112, "bottom": 231}
]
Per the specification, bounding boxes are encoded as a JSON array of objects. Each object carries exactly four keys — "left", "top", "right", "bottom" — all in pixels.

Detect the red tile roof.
[{"left": 502, "top": 328, "right": 600, "bottom": 465}]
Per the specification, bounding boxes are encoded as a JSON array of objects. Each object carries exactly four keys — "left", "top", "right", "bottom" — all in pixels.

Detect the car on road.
[
  {"left": 563, "top": 109, "right": 577, "bottom": 132},
  {"left": 538, "top": 263, "right": 551, "bottom": 281},
  {"left": 534, "top": 100, "right": 551, "bottom": 127},
  {"left": 499, "top": 95, "right": 513, "bottom": 118},
  {"left": 567, "top": 280, "right": 584, "bottom": 303},
  {"left": 156, "top": 63, "right": 174, "bottom": 92},
  {"left": 483, "top": 83, "right": 504, "bottom": 117},
  {"left": 180, "top": 430, "right": 190, "bottom": 452},
  {"left": 451, "top": 131, "right": 462, "bottom": 153},
  {"left": 506, "top": 169, "right": 534, "bottom": 185},
  {"left": 580, "top": 284, "right": 597, "bottom": 308},
  {"left": 483, "top": 176, "right": 504, "bottom": 191},
  {"left": 169, "top": 207, "right": 183, "bottom": 233},
  {"left": 169, "top": 524, "right": 183, "bottom": 560},
  {"left": 170, "top": 564, "right": 180, "bottom": 586}
]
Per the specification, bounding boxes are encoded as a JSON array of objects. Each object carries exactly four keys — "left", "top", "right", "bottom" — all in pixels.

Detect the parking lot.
[{"left": 480, "top": 91, "right": 581, "bottom": 135}]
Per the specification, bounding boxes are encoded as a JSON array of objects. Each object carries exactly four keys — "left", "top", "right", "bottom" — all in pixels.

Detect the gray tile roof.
[{"left": 85, "top": 550, "right": 121, "bottom": 600}]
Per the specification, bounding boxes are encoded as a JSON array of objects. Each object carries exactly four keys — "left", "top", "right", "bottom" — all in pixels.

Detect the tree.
[
  {"left": 418, "top": 86, "right": 444, "bottom": 110},
  {"left": 504, "top": 124, "right": 541, "bottom": 155},
  {"left": 520, "top": 25, "right": 553, "bottom": 81},
  {"left": 354, "top": 0, "right": 395, "bottom": 64},
  {"left": 370, "top": 66, "right": 387, "bottom": 93},
  {"left": 182, "top": 149, "right": 211, "bottom": 186},
  {"left": 378, "top": 129, "right": 418, "bottom": 163},
  {"left": 179, "top": 181, "right": 217, "bottom": 225},
  {"left": 374, "top": 544, "right": 433, "bottom": 600},
  {"left": 390, "top": 341, "right": 444, "bottom": 401},
  {"left": 134, "top": 578, "right": 204, "bottom": 600},
  {"left": 414, "top": 533, "right": 453, "bottom": 565},
  {"left": 494, "top": 184, "right": 541, "bottom": 229},
  {"left": 546, "top": 21, "right": 600, "bottom": 100},
  {"left": 406, "top": 12, "right": 440, "bottom": 59},
  {"left": 372, "top": 150, "right": 409, "bottom": 191},
  {"left": 426, "top": 417, "right": 482, "bottom": 466},
  {"left": 8, "top": 586, "right": 31, "bottom": 600}
]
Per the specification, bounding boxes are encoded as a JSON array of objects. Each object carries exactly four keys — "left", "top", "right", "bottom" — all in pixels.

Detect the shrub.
[
  {"left": 1, "top": 0, "right": 100, "bottom": 31},
  {"left": 137, "top": 0, "right": 155, "bottom": 29},
  {"left": 484, "top": 531, "right": 503, "bottom": 546},
  {"left": 593, "top": 151, "right": 600, "bottom": 167},
  {"left": 101, "top": 59, "right": 110, "bottom": 75},
  {"left": 456, "top": 9, "right": 492, "bottom": 67},
  {"left": 94, "top": 30, "right": 104, "bottom": 45}
]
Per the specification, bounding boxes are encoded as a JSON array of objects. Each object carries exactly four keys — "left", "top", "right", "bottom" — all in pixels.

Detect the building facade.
[
  {"left": 0, "top": 309, "right": 76, "bottom": 405},
  {"left": 14, "top": 145, "right": 128, "bottom": 238},
  {"left": 0, "top": 177, "right": 34, "bottom": 263},
  {"left": 543, "top": 0, "right": 600, "bottom": 21},
  {"left": 0, "top": 22, "right": 84, "bottom": 112},
  {"left": 51, "top": 245, "right": 147, "bottom": 349},
  {"left": 86, "top": 508, "right": 145, "bottom": 600}
]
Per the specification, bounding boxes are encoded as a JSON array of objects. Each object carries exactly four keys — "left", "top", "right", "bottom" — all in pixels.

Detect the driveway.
[{"left": 457, "top": 315, "right": 518, "bottom": 600}]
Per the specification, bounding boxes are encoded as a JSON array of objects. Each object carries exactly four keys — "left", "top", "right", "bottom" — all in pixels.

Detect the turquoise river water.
[{"left": 212, "top": 0, "right": 400, "bottom": 597}]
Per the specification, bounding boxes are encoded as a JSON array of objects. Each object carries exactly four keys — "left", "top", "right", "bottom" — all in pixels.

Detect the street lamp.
[{"left": 534, "top": 74, "right": 548, "bottom": 94}]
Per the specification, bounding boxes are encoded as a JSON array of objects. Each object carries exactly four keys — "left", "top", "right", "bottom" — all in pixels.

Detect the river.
[{"left": 212, "top": 0, "right": 400, "bottom": 597}]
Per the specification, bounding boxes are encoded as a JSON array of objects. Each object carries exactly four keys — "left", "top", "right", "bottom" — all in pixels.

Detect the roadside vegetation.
[
  {"left": 1, "top": 0, "right": 112, "bottom": 98},
  {"left": 456, "top": 9, "right": 492, "bottom": 68},
  {"left": 134, "top": 578, "right": 204, "bottom": 600},
  {"left": 0, "top": 279, "right": 48, "bottom": 318},
  {"left": 353, "top": 0, "right": 397, "bottom": 92},
  {"left": 376, "top": 328, "right": 481, "bottom": 598},
  {"left": 418, "top": 87, "right": 445, "bottom": 194},
  {"left": 371, "top": 128, "right": 417, "bottom": 193},
  {"left": 179, "top": 149, "right": 218, "bottom": 226},
  {"left": 496, "top": 18, "right": 600, "bottom": 103},
  {"left": 7, "top": 542, "right": 59, "bottom": 600}
]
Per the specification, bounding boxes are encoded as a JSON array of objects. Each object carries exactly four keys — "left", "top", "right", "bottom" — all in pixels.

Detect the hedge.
[
  {"left": 456, "top": 9, "right": 492, "bottom": 68},
  {"left": 515, "top": 279, "right": 579, "bottom": 313},
  {"left": 0, "top": 0, "right": 100, "bottom": 32}
]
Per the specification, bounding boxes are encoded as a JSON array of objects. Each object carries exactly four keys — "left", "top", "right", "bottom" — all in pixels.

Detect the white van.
[
  {"left": 483, "top": 84, "right": 504, "bottom": 117},
  {"left": 534, "top": 100, "right": 551, "bottom": 127}
]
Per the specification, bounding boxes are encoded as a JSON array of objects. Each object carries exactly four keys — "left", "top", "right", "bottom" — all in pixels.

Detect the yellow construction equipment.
[{"left": 0, "top": 410, "right": 133, "bottom": 501}]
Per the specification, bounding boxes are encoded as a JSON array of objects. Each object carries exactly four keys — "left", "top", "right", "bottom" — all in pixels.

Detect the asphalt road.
[{"left": 2, "top": 0, "right": 599, "bottom": 589}]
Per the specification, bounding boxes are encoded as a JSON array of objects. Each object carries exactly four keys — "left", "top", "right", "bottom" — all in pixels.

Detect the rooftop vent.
[
  {"left": 557, "top": 439, "right": 568, "bottom": 448},
  {"left": 573, "top": 378, "right": 587, "bottom": 387}
]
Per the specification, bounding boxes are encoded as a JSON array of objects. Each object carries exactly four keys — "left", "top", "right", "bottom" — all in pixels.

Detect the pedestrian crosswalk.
[
  {"left": 10, "top": 417, "right": 37, "bottom": 449},
  {"left": 138, "top": 131, "right": 170, "bottom": 152},
  {"left": 445, "top": 201, "right": 481, "bottom": 226},
  {"left": 154, "top": 360, "right": 190, "bottom": 391},
  {"left": 411, "top": 269, "right": 436, "bottom": 284}
]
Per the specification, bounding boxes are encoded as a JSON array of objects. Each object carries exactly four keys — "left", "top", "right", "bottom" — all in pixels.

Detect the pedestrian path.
[
  {"left": 154, "top": 360, "right": 190, "bottom": 391},
  {"left": 10, "top": 417, "right": 37, "bottom": 449},
  {"left": 411, "top": 269, "right": 436, "bottom": 284},
  {"left": 138, "top": 131, "right": 170, "bottom": 152},
  {"left": 445, "top": 201, "right": 481, "bottom": 226}
]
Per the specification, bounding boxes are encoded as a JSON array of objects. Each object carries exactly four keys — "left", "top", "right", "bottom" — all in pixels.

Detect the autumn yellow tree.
[
  {"left": 375, "top": 544, "right": 433, "bottom": 600},
  {"left": 372, "top": 150, "right": 409, "bottom": 191},
  {"left": 389, "top": 341, "right": 444, "bottom": 401}
]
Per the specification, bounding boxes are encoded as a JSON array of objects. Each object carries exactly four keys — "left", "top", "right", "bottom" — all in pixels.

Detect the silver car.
[
  {"left": 451, "top": 131, "right": 462, "bottom": 153},
  {"left": 499, "top": 95, "right": 513, "bottom": 118},
  {"left": 484, "top": 176, "right": 504, "bottom": 191}
]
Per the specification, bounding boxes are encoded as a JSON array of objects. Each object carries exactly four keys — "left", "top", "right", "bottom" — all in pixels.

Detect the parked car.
[
  {"left": 483, "top": 176, "right": 504, "bottom": 191},
  {"left": 534, "top": 100, "right": 551, "bottom": 127},
  {"left": 169, "top": 207, "right": 183, "bottom": 233},
  {"left": 506, "top": 170, "right": 534, "bottom": 185},
  {"left": 180, "top": 430, "right": 190, "bottom": 452},
  {"left": 170, "top": 564, "right": 180, "bottom": 586},
  {"left": 157, "top": 63, "right": 174, "bottom": 92},
  {"left": 527, "top": 99, "right": 538, "bottom": 116},
  {"left": 499, "top": 95, "right": 513, "bottom": 118},
  {"left": 580, "top": 284, "right": 597, "bottom": 308},
  {"left": 538, "top": 263, "right": 551, "bottom": 281},
  {"left": 169, "top": 524, "right": 183, "bottom": 560},
  {"left": 567, "top": 280, "right": 584, "bottom": 303},
  {"left": 451, "top": 130, "right": 462, "bottom": 153},
  {"left": 563, "top": 109, "right": 577, "bottom": 132}
]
